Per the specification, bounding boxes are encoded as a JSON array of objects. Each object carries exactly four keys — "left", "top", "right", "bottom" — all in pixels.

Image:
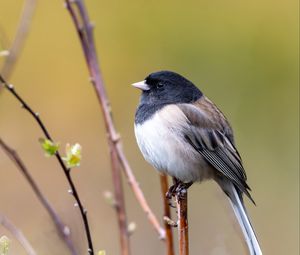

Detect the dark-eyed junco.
[{"left": 132, "top": 71, "right": 262, "bottom": 255}]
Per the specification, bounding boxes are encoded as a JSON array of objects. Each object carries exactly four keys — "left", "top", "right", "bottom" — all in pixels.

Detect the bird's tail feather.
[{"left": 227, "top": 182, "right": 262, "bottom": 255}]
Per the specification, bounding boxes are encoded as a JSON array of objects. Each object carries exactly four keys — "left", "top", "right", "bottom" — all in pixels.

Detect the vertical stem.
[
  {"left": 65, "top": 169, "right": 94, "bottom": 254},
  {"left": 110, "top": 144, "right": 131, "bottom": 255},
  {"left": 176, "top": 191, "right": 189, "bottom": 255},
  {"left": 65, "top": 0, "right": 164, "bottom": 241},
  {"left": 160, "top": 175, "right": 175, "bottom": 255},
  {"left": 116, "top": 144, "right": 165, "bottom": 239}
]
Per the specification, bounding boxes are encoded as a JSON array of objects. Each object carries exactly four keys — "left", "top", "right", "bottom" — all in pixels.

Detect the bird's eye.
[{"left": 157, "top": 82, "right": 164, "bottom": 89}]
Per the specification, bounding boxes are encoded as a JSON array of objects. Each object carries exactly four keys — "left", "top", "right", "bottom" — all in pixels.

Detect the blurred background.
[{"left": 0, "top": 0, "right": 298, "bottom": 254}]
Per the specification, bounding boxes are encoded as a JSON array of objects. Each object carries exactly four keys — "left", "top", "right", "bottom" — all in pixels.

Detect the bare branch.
[
  {"left": 117, "top": 145, "right": 166, "bottom": 239},
  {"left": 110, "top": 144, "right": 131, "bottom": 255},
  {"left": 1, "top": 0, "right": 37, "bottom": 79},
  {"left": 64, "top": 0, "right": 165, "bottom": 241},
  {"left": 0, "top": 75, "right": 94, "bottom": 255},
  {"left": 64, "top": 2, "right": 131, "bottom": 253},
  {"left": 160, "top": 175, "right": 175, "bottom": 255},
  {"left": 0, "top": 213, "right": 37, "bottom": 255},
  {"left": 0, "top": 138, "right": 78, "bottom": 255},
  {"left": 176, "top": 191, "right": 189, "bottom": 255}
]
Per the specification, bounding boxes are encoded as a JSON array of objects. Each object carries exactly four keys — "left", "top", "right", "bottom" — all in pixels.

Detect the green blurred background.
[{"left": 0, "top": 0, "right": 299, "bottom": 254}]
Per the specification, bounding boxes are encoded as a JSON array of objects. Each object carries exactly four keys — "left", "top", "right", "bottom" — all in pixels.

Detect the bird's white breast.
[{"left": 134, "top": 104, "right": 212, "bottom": 183}]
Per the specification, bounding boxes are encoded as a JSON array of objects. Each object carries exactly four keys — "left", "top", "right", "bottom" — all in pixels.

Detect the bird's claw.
[
  {"left": 176, "top": 187, "right": 187, "bottom": 200},
  {"left": 166, "top": 181, "right": 192, "bottom": 204},
  {"left": 166, "top": 184, "right": 177, "bottom": 199}
]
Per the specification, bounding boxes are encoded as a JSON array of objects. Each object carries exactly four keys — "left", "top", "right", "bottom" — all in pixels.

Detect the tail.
[{"left": 226, "top": 182, "right": 262, "bottom": 255}]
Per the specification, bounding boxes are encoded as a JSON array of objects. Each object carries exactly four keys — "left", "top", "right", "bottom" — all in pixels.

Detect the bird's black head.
[{"left": 132, "top": 71, "right": 203, "bottom": 105}]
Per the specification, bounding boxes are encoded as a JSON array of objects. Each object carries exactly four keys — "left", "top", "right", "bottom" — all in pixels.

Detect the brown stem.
[
  {"left": 0, "top": 138, "right": 78, "bottom": 255},
  {"left": 176, "top": 191, "right": 189, "bottom": 255},
  {"left": 0, "top": 75, "right": 94, "bottom": 255},
  {"left": 64, "top": 0, "right": 165, "bottom": 240},
  {"left": 0, "top": 213, "right": 37, "bottom": 255},
  {"left": 110, "top": 143, "right": 131, "bottom": 255},
  {"left": 64, "top": 2, "right": 130, "bottom": 253},
  {"left": 116, "top": 143, "right": 165, "bottom": 239},
  {"left": 160, "top": 175, "right": 175, "bottom": 255}
]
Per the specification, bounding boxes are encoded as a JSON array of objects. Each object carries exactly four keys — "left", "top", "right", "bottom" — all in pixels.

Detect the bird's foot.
[
  {"left": 166, "top": 184, "right": 177, "bottom": 200},
  {"left": 166, "top": 179, "right": 180, "bottom": 207},
  {"left": 166, "top": 180, "right": 193, "bottom": 200},
  {"left": 175, "top": 181, "right": 193, "bottom": 200}
]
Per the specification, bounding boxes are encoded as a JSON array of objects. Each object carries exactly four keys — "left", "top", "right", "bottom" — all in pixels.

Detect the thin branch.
[
  {"left": 160, "top": 175, "right": 175, "bottom": 255},
  {"left": 117, "top": 145, "right": 165, "bottom": 239},
  {"left": 64, "top": 0, "right": 165, "bottom": 240},
  {"left": 1, "top": 0, "right": 37, "bottom": 79},
  {"left": 110, "top": 143, "right": 131, "bottom": 255},
  {"left": 0, "top": 138, "right": 78, "bottom": 255},
  {"left": 64, "top": 2, "right": 131, "bottom": 253},
  {"left": 0, "top": 213, "right": 37, "bottom": 255},
  {"left": 176, "top": 191, "right": 189, "bottom": 255},
  {"left": 0, "top": 75, "right": 94, "bottom": 255}
]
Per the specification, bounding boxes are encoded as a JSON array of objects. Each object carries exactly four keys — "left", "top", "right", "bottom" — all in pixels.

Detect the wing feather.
[{"left": 178, "top": 99, "right": 254, "bottom": 203}]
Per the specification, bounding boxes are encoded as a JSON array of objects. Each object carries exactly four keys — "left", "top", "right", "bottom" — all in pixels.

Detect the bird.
[{"left": 132, "top": 70, "right": 262, "bottom": 255}]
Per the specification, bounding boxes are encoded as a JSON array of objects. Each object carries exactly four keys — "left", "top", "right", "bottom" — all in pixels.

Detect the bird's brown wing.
[{"left": 177, "top": 97, "right": 254, "bottom": 203}]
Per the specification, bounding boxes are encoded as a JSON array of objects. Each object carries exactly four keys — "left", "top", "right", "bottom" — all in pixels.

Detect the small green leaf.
[
  {"left": 98, "top": 251, "right": 106, "bottom": 255},
  {"left": 0, "top": 236, "right": 10, "bottom": 255},
  {"left": 39, "top": 138, "right": 59, "bottom": 156},
  {"left": 62, "top": 143, "right": 82, "bottom": 168}
]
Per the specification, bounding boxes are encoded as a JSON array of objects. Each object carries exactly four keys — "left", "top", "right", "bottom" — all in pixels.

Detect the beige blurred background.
[{"left": 0, "top": 0, "right": 299, "bottom": 255}]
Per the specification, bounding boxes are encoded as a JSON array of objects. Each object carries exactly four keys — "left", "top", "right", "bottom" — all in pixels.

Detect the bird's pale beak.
[{"left": 132, "top": 80, "right": 150, "bottom": 91}]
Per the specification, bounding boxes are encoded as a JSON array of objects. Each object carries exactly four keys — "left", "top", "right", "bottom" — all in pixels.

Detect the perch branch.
[
  {"left": 64, "top": 0, "right": 165, "bottom": 240},
  {"left": 0, "top": 213, "right": 37, "bottom": 255},
  {"left": 0, "top": 75, "right": 94, "bottom": 255},
  {"left": 160, "top": 175, "right": 175, "bottom": 255},
  {"left": 1, "top": 0, "right": 37, "bottom": 79},
  {"left": 0, "top": 138, "right": 78, "bottom": 255},
  {"left": 176, "top": 190, "right": 189, "bottom": 255}
]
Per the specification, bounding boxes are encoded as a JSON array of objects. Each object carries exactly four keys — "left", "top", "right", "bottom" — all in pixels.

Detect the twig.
[
  {"left": 117, "top": 145, "right": 165, "bottom": 239},
  {"left": 0, "top": 75, "right": 94, "bottom": 255},
  {"left": 110, "top": 143, "right": 131, "bottom": 255},
  {"left": 160, "top": 175, "right": 175, "bottom": 255},
  {"left": 64, "top": 2, "right": 130, "bottom": 254},
  {"left": 64, "top": 0, "right": 165, "bottom": 240},
  {"left": 1, "top": 0, "right": 37, "bottom": 79},
  {"left": 0, "top": 138, "right": 78, "bottom": 255},
  {"left": 176, "top": 191, "right": 189, "bottom": 255},
  {"left": 0, "top": 213, "right": 37, "bottom": 255}
]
